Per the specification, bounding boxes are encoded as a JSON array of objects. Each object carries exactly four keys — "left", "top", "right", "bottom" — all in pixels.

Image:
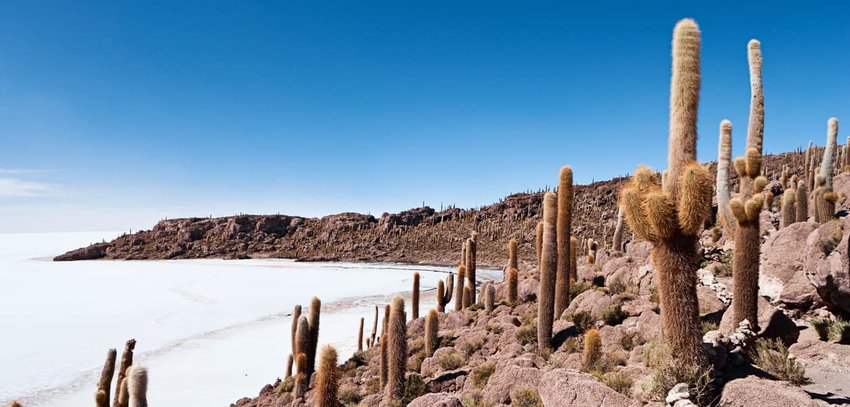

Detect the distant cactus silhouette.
[
  {"left": 385, "top": 296, "right": 407, "bottom": 401},
  {"left": 127, "top": 366, "right": 147, "bottom": 407},
  {"left": 620, "top": 19, "right": 709, "bottom": 366},
  {"left": 425, "top": 309, "right": 439, "bottom": 357},
  {"left": 538, "top": 192, "right": 557, "bottom": 351},
  {"left": 556, "top": 166, "right": 573, "bottom": 318},
  {"left": 507, "top": 266, "right": 518, "bottom": 305},
  {"left": 315, "top": 345, "right": 340, "bottom": 407},
  {"left": 95, "top": 348, "right": 116, "bottom": 407},
  {"left": 412, "top": 272, "right": 420, "bottom": 320}
]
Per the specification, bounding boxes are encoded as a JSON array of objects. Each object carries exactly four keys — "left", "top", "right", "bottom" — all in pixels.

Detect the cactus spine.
[
  {"left": 307, "top": 297, "right": 321, "bottom": 374},
  {"left": 555, "top": 166, "right": 573, "bottom": 317},
  {"left": 612, "top": 205, "right": 625, "bottom": 252},
  {"left": 412, "top": 272, "right": 420, "bottom": 320},
  {"left": 315, "top": 345, "right": 340, "bottom": 407},
  {"left": 127, "top": 366, "right": 147, "bottom": 407},
  {"left": 95, "top": 348, "right": 117, "bottom": 407},
  {"left": 620, "top": 19, "right": 710, "bottom": 366},
  {"left": 357, "top": 317, "right": 364, "bottom": 352},
  {"left": 780, "top": 188, "right": 796, "bottom": 228},
  {"left": 425, "top": 309, "right": 439, "bottom": 357},
  {"left": 385, "top": 296, "right": 407, "bottom": 401},
  {"left": 113, "top": 339, "right": 136, "bottom": 407},
  {"left": 507, "top": 266, "right": 518, "bottom": 305},
  {"left": 508, "top": 238, "right": 518, "bottom": 270},
  {"left": 538, "top": 192, "right": 558, "bottom": 351},
  {"left": 716, "top": 120, "right": 735, "bottom": 236}
]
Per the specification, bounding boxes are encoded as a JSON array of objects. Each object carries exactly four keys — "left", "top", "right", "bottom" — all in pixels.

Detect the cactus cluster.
[{"left": 92, "top": 339, "right": 137, "bottom": 407}]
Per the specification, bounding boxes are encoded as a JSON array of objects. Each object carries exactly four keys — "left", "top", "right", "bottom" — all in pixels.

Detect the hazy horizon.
[{"left": 2, "top": 1, "right": 849, "bottom": 233}]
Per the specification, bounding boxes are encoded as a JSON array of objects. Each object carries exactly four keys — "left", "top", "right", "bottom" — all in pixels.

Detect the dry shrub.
[
  {"left": 471, "top": 362, "right": 497, "bottom": 388},
  {"left": 750, "top": 338, "right": 808, "bottom": 385},
  {"left": 643, "top": 341, "right": 716, "bottom": 405},
  {"left": 437, "top": 350, "right": 465, "bottom": 370},
  {"left": 338, "top": 384, "right": 361, "bottom": 406},
  {"left": 511, "top": 388, "right": 543, "bottom": 407},
  {"left": 571, "top": 311, "right": 594, "bottom": 332},
  {"left": 516, "top": 324, "right": 537, "bottom": 345},
  {"left": 597, "top": 371, "right": 634, "bottom": 396}
]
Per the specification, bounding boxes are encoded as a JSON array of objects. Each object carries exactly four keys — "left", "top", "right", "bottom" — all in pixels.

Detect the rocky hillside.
[{"left": 55, "top": 150, "right": 818, "bottom": 267}]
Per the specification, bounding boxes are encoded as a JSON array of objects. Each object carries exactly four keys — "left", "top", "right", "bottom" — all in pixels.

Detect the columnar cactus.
[
  {"left": 507, "top": 266, "right": 518, "bottom": 305},
  {"left": 370, "top": 305, "right": 378, "bottom": 349},
  {"left": 730, "top": 174, "right": 766, "bottom": 329},
  {"left": 285, "top": 354, "right": 293, "bottom": 379},
  {"left": 780, "top": 189, "right": 796, "bottom": 228},
  {"left": 484, "top": 283, "right": 495, "bottom": 313},
  {"left": 307, "top": 297, "right": 321, "bottom": 374},
  {"left": 357, "top": 317, "right": 364, "bottom": 352},
  {"left": 582, "top": 328, "right": 601, "bottom": 370},
  {"left": 95, "top": 348, "right": 117, "bottom": 407},
  {"left": 555, "top": 166, "right": 573, "bottom": 317},
  {"left": 716, "top": 120, "right": 735, "bottom": 236},
  {"left": 796, "top": 180, "right": 809, "bottom": 222},
  {"left": 612, "top": 205, "right": 625, "bottom": 252},
  {"left": 412, "top": 272, "right": 420, "bottom": 320},
  {"left": 454, "top": 265, "right": 466, "bottom": 311},
  {"left": 462, "top": 285, "right": 472, "bottom": 309},
  {"left": 620, "top": 19, "right": 711, "bottom": 366},
  {"left": 291, "top": 305, "right": 302, "bottom": 355},
  {"left": 127, "top": 366, "right": 148, "bottom": 407},
  {"left": 380, "top": 304, "right": 389, "bottom": 387},
  {"left": 293, "top": 352, "right": 308, "bottom": 398},
  {"left": 535, "top": 221, "right": 543, "bottom": 268},
  {"left": 820, "top": 118, "right": 839, "bottom": 189},
  {"left": 113, "top": 339, "right": 136, "bottom": 407},
  {"left": 466, "top": 236, "right": 477, "bottom": 304},
  {"left": 586, "top": 240, "right": 597, "bottom": 264},
  {"left": 538, "top": 192, "right": 558, "bottom": 351},
  {"left": 385, "top": 296, "right": 407, "bottom": 401},
  {"left": 294, "top": 316, "right": 310, "bottom": 361},
  {"left": 315, "top": 345, "right": 340, "bottom": 407},
  {"left": 814, "top": 175, "right": 838, "bottom": 223},
  {"left": 425, "top": 309, "right": 439, "bottom": 357},
  {"left": 508, "top": 238, "right": 518, "bottom": 270}
]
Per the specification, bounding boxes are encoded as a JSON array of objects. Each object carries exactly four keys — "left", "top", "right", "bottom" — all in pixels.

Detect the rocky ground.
[
  {"left": 55, "top": 149, "right": 816, "bottom": 268},
  {"left": 229, "top": 174, "right": 850, "bottom": 407}
]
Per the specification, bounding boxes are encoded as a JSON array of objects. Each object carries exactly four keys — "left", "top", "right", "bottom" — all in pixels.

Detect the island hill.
[{"left": 57, "top": 149, "right": 815, "bottom": 269}]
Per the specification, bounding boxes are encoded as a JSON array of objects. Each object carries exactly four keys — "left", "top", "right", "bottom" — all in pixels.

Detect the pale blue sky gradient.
[{"left": 1, "top": 1, "right": 848, "bottom": 232}]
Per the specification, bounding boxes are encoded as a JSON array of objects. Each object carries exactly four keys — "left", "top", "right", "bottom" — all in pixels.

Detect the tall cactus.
[
  {"left": 370, "top": 305, "right": 378, "bottom": 349},
  {"left": 425, "top": 309, "right": 439, "bottom": 357},
  {"left": 357, "top": 317, "right": 364, "bottom": 352},
  {"left": 716, "top": 120, "right": 735, "bottom": 236},
  {"left": 412, "top": 272, "right": 420, "bottom": 320},
  {"left": 780, "top": 188, "right": 796, "bottom": 228},
  {"left": 569, "top": 236, "right": 578, "bottom": 282},
  {"left": 380, "top": 304, "right": 390, "bottom": 387},
  {"left": 466, "top": 236, "right": 477, "bottom": 304},
  {"left": 454, "top": 265, "right": 465, "bottom": 311},
  {"left": 307, "top": 297, "right": 321, "bottom": 374},
  {"left": 555, "top": 166, "right": 573, "bottom": 317},
  {"left": 95, "top": 348, "right": 117, "bottom": 407},
  {"left": 796, "top": 180, "right": 809, "bottom": 222},
  {"left": 538, "top": 192, "right": 558, "bottom": 351},
  {"left": 113, "top": 339, "right": 136, "bottom": 407},
  {"left": 127, "top": 366, "right": 148, "bottom": 407},
  {"left": 535, "top": 221, "right": 543, "bottom": 269},
  {"left": 315, "top": 345, "right": 340, "bottom": 407},
  {"left": 507, "top": 266, "right": 518, "bottom": 305},
  {"left": 815, "top": 118, "right": 840, "bottom": 223},
  {"left": 291, "top": 305, "right": 302, "bottom": 355},
  {"left": 385, "top": 296, "right": 407, "bottom": 401},
  {"left": 294, "top": 316, "right": 310, "bottom": 362},
  {"left": 620, "top": 19, "right": 710, "bottom": 366},
  {"left": 820, "top": 118, "right": 839, "bottom": 189},
  {"left": 612, "top": 205, "right": 625, "bottom": 252},
  {"left": 508, "top": 238, "right": 518, "bottom": 270}
]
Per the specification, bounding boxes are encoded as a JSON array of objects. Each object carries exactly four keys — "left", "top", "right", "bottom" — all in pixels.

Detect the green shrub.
[
  {"left": 607, "top": 278, "right": 627, "bottom": 295},
  {"left": 811, "top": 319, "right": 830, "bottom": 341},
  {"left": 408, "top": 350, "right": 425, "bottom": 373},
  {"left": 750, "top": 338, "right": 808, "bottom": 385},
  {"left": 572, "top": 311, "right": 594, "bottom": 332},
  {"left": 275, "top": 376, "right": 294, "bottom": 394},
  {"left": 570, "top": 281, "right": 592, "bottom": 298},
  {"left": 829, "top": 318, "right": 849, "bottom": 343},
  {"left": 364, "top": 375, "right": 381, "bottom": 395},
  {"left": 511, "top": 388, "right": 543, "bottom": 407},
  {"left": 471, "top": 362, "right": 497, "bottom": 389}
]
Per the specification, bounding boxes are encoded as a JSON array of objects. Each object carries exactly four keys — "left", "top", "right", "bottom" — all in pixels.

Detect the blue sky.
[{"left": 1, "top": 1, "right": 848, "bottom": 233}]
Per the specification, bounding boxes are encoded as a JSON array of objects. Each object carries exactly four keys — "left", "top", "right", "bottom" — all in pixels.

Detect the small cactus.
[
  {"left": 795, "top": 180, "right": 809, "bottom": 222},
  {"left": 425, "top": 309, "right": 439, "bottom": 357},
  {"left": 412, "top": 272, "right": 420, "bottom": 320},
  {"left": 95, "top": 348, "right": 117, "bottom": 407},
  {"left": 315, "top": 345, "right": 340, "bottom": 407},
  {"left": 582, "top": 328, "right": 601, "bottom": 370},
  {"left": 127, "top": 366, "right": 148, "bottom": 407},
  {"left": 780, "top": 189, "right": 796, "bottom": 228},
  {"left": 538, "top": 191, "right": 558, "bottom": 351},
  {"left": 569, "top": 236, "right": 578, "bottom": 282},
  {"left": 285, "top": 354, "right": 293, "bottom": 379},
  {"left": 385, "top": 296, "right": 407, "bottom": 401},
  {"left": 484, "top": 283, "right": 496, "bottom": 313}
]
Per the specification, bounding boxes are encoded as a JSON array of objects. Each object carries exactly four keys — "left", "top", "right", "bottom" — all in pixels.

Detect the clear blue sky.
[{"left": 1, "top": 1, "right": 848, "bottom": 233}]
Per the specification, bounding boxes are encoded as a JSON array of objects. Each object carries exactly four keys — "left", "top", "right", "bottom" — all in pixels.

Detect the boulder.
[
  {"left": 719, "top": 377, "right": 827, "bottom": 407},
  {"left": 537, "top": 369, "right": 641, "bottom": 406},
  {"left": 805, "top": 218, "right": 850, "bottom": 314},
  {"left": 760, "top": 221, "right": 820, "bottom": 310},
  {"left": 480, "top": 365, "right": 543, "bottom": 404},
  {"left": 407, "top": 393, "right": 462, "bottom": 407},
  {"left": 719, "top": 297, "right": 799, "bottom": 346}
]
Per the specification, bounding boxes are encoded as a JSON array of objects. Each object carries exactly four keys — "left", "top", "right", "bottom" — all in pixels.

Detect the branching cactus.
[
  {"left": 730, "top": 171, "right": 767, "bottom": 330},
  {"left": 780, "top": 189, "right": 795, "bottom": 228},
  {"left": 716, "top": 120, "right": 735, "bottom": 236},
  {"left": 796, "top": 180, "right": 809, "bottom": 222},
  {"left": 507, "top": 266, "right": 518, "bottom": 305},
  {"left": 95, "top": 348, "right": 117, "bottom": 407},
  {"left": 620, "top": 19, "right": 710, "bottom": 366},
  {"left": 555, "top": 166, "right": 573, "bottom": 317},
  {"left": 538, "top": 192, "right": 558, "bottom": 351},
  {"left": 425, "top": 309, "right": 439, "bottom": 357},
  {"left": 412, "top": 272, "right": 420, "bottom": 320},
  {"left": 127, "top": 366, "right": 148, "bottom": 407},
  {"left": 315, "top": 345, "right": 340, "bottom": 407},
  {"left": 385, "top": 296, "right": 407, "bottom": 401}
]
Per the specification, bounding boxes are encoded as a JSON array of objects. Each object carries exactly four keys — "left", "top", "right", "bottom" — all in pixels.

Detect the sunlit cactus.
[
  {"left": 780, "top": 189, "right": 795, "bottom": 228},
  {"left": 582, "top": 328, "right": 601, "bottom": 370},
  {"left": 315, "top": 345, "right": 340, "bottom": 407},
  {"left": 612, "top": 205, "right": 625, "bottom": 252},
  {"left": 507, "top": 266, "right": 518, "bottom": 305},
  {"left": 113, "top": 339, "right": 136, "bottom": 407},
  {"left": 465, "top": 236, "right": 477, "bottom": 304},
  {"left": 370, "top": 305, "right": 378, "bottom": 349},
  {"left": 425, "top": 309, "right": 439, "bottom": 357},
  {"left": 535, "top": 221, "right": 543, "bottom": 269},
  {"left": 307, "top": 297, "right": 321, "bottom": 374},
  {"left": 716, "top": 120, "right": 735, "bottom": 236},
  {"left": 820, "top": 118, "right": 839, "bottom": 189},
  {"left": 380, "top": 304, "right": 389, "bottom": 387},
  {"left": 293, "top": 352, "right": 308, "bottom": 398},
  {"left": 538, "top": 192, "right": 557, "bottom": 351},
  {"left": 95, "top": 348, "right": 116, "bottom": 407},
  {"left": 619, "top": 19, "right": 709, "bottom": 366},
  {"left": 462, "top": 285, "right": 472, "bottom": 309},
  {"left": 569, "top": 236, "right": 578, "bottom": 282},
  {"left": 454, "top": 265, "right": 465, "bottom": 311},
  {"left": 508, "top": 238, "right": 518, "bottom": 270},
  {"left": 555, "top": 166, "right": 573, "bottom": 318},
  {"left": 127, "top": 365, "right": 148, "bottom": 407},
  {"left": 796, "top": 180, "right": 809, "bottom": 222},
  {"left": 385, "top": 296, "right": 407, "bottom": 401}
]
